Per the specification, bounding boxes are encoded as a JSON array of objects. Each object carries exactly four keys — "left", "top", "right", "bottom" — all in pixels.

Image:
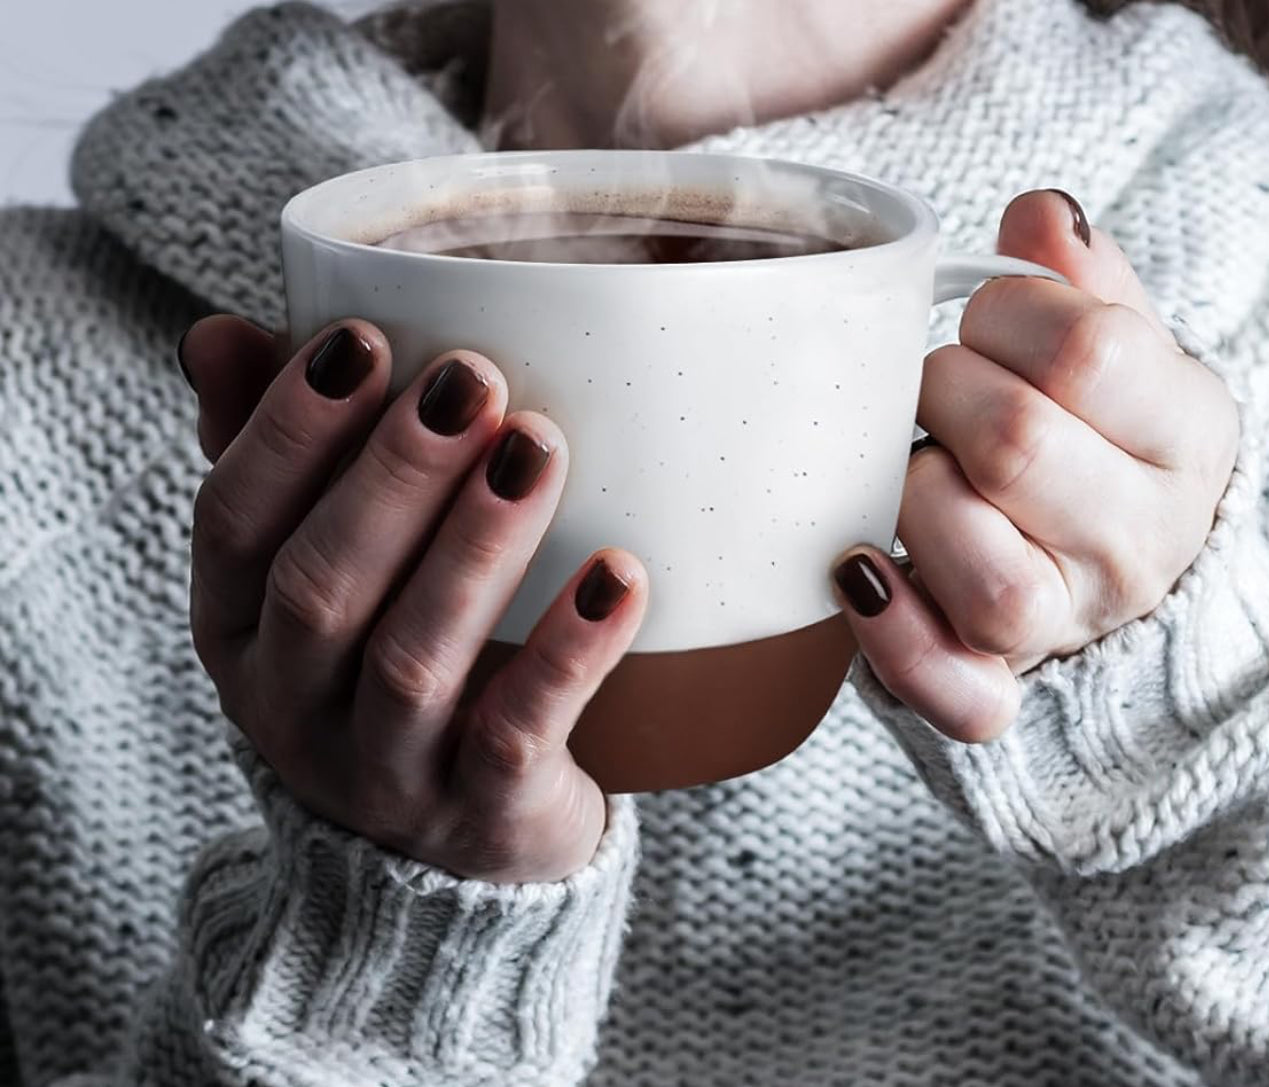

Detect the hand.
[
  {"left": 178, "top": 315, "right": 288, "bottom": 461},
  {"left": 185, "top": 319, "right": 649, "bottom": 882},
  {"left": 831, "top": 189, "right": 1240, "bottom": 743}
]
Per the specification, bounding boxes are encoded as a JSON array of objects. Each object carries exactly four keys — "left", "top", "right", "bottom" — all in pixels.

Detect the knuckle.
[
  {"left": 468, "top": 710, "right": 551, "bottom": 780},
  {"left": 266, "top": 538, "right": 350, "bottom": 639},
  {"left": 1049, "top": 304, "right": 1133, "bottom": 405},
  {"left": 193, "top": 479, "right": 256, "bottom": 562},
  {"left": 366, "top": 631, "right": 456, "bottom": 709},
  {"left": 1094, "top": 528, "right": 1170, "bottom": 624},
  {"left": 956, "top": 576, "right": 1042, "bottom": 658},
  {"left": 523, "top": 637, "right": 592, "bottom": 694},
  {"left": 976, "top": 389, "right": 1052, "bottom": 497},
  {"left": 362, "top": 431, "right": 438, "bottom": 500},
  {"left": 447, "top": 510, "right": 513, "bottom": 580},
  {"left": 256, "top": 405, "right": 316, "bottom": 464}
]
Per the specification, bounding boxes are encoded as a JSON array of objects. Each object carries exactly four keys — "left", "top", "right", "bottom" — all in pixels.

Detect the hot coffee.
[
  {"left": 375, "top": 211, "right": 847, "bottom": 264},
  {"left": 285, "top": 151, "right": 1060, "bottom": 793}
]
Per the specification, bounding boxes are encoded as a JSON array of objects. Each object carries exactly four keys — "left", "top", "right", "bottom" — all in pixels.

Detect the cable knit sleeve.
[
  {"left": 0, "top": 976, "right": 17, "bottom": 1087},
  {"left": 0, "top": 202, "right": 640, "bottom": 1087},
  {"left": 60, "top": 737, "right": 640, "bottom": 1087},
  {"left": 852, "top": 321, "right": 1269, "bottom": 1086}
]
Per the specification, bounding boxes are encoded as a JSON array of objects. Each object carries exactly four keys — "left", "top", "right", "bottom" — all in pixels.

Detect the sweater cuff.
[
  {"left": 854, "top": 330, "right": 1269, "bottom": 876},
  {"left": 187, "top": 732, "right": 640, "bottom": 1085}
]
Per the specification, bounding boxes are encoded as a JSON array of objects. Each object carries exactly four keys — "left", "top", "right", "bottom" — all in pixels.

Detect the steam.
[
  {"left": 482, "top": 0, "right": 760, "bottom": 153},
  {"left": 365, "top": 156, "right": 873, "bottom": 267},
  {"left": 375, "top": 210, "right": 843, "bottom": 265},
  {"left": 364, "top": 3, "right": 880, "bottom": 262},
  {"left": 479, "top": 76, "right": 557, "bottom": 155},
  {"left": 603, "top": 1, "right": 759, "bottom": 151}
]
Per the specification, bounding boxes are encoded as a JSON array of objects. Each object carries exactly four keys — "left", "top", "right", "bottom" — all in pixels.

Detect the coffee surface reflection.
[{"left": 376, "top": 211, "right": 849, "bottom": 264}]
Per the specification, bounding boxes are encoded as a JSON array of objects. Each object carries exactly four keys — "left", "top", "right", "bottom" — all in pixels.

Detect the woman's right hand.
[{"left": 181, "top": 316, "right": 649, "bottom": 883}]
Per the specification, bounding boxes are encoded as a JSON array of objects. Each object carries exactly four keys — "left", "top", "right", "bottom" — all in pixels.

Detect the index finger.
[
  {"left": 191, "top": 321, "right": 389, "bottom": 645},
  {"left": 179, "top": 315, "right": 288, "bottom": 462}
]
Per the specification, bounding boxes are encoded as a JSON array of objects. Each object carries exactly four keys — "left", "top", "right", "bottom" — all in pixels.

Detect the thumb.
[
  {"left": 997, "top": 189, "right": 1172, "bottom": 341},
  {"left": 831, "top": 547, "right": 1020, "bottom": 744},
  {"left": 177, "top": 315, "right": 287, "bottom": 462}
]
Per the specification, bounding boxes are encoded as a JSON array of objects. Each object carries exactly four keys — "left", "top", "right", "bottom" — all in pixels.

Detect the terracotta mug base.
[{"left": 459, "top": 613, "right": 858, "bottom": 794}]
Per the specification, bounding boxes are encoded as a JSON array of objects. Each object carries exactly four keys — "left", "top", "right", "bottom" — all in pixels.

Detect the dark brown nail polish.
[
  {"left": 833, "top": 553, "right": 892, "bottom": 618},
  {"left": 576, "top": 559, "right": 631, "bottom": 622},
  {"left": 487, "top": 429, "right": 552, "bottom": 501},
  {"left": 418, "top": 359, "right": 490, "bottom": 436},
  {"left": 305, "top": 327, "right": 375, "bottom": 400},
  {"left": 1046, "top": 188, "right": 1092, "bottom": 247},
  {"left": 176, "top": 327, "right": 195, "bottom": 391}
]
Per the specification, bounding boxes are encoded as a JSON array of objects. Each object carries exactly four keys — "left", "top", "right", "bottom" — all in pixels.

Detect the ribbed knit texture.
[{"left": 1, "top": 1, "right": 1268, "bottom": 1085}]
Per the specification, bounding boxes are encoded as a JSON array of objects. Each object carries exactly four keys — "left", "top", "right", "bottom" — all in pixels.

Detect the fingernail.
[
  {"left": 487, "top": 429, "right": 552, "bottom": 501},
  {"left": 576, "top": 559, "right": 631, "bottom": 622},
  {"left": 176, "top": 327, "right": 195, "bottom": 391},
  {"left": 305, "top": 326, "right": 375, "bottom": 400},
  {"left": 1046, "top": 189, "right": 1091, "bottom": 247},
  {"left": 418, "top": 359, "right": 491, "bottom": 436},
  {"left": 833, "top": 553, "right": 892, "bottom": 618}
]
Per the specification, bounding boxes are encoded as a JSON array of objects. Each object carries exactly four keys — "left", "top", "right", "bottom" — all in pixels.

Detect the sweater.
[{"left": 1, "top": 1, "right": 1268, "bottom": 1084}]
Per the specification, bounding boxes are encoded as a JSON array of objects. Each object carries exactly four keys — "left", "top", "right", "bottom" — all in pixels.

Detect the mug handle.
[{"left": 933, "top": 253, "right": 1067, "bottom": 303}]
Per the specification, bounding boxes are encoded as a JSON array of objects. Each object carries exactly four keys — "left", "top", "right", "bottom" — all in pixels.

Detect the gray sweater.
[{"left": 2, "top": 1, "right": 1268, "bottom": 1084}]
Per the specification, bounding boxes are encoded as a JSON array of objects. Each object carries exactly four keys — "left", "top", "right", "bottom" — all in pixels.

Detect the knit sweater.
[{"left": 1, "top": 1, "right": 1267, "bottom": 1085}]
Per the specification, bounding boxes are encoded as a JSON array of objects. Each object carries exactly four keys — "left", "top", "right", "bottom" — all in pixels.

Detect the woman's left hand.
[{"left": 832, "top": 189, "right": 1240, "bottom": 743}]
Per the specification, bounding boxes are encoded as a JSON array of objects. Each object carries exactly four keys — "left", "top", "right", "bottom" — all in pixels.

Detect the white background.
[{"left": 0, "top": 0, "right": 382, "bottom": 207}]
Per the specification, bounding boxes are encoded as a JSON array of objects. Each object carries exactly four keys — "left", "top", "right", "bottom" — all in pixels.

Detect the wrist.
[
  {"left": 191, "top": 729, "right": 643, "bottom": 1082},
  {"left": 854, "top": 372, "right": 1269, "bottom": 873}
]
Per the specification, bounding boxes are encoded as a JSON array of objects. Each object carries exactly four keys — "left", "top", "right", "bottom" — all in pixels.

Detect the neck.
[{"left": 484, "top": 0, "right": 972, "bottom": 151}]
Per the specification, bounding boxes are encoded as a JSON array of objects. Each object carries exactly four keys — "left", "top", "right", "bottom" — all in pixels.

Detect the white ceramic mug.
[{"left": 281, "top": 151, "right": 1059, "bottom": 793}]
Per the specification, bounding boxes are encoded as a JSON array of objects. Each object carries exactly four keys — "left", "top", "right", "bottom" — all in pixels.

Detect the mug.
[{"left": 280, "top": 151, "right": 1059, "bottom": 794}]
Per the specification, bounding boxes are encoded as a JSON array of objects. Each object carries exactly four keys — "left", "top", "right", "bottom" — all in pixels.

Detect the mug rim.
[{"left": 280, "top": 150, "right": 941, "bottom": 272}]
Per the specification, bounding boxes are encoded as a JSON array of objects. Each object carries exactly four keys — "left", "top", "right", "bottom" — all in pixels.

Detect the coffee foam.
[{"left": 342, "top": 180, "right": 881, "bottom": 253}]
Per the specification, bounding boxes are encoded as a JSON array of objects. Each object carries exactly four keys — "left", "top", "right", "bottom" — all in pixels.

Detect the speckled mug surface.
[{"left": 281, "top": 151, "right": 1058, "bottom": 792}]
